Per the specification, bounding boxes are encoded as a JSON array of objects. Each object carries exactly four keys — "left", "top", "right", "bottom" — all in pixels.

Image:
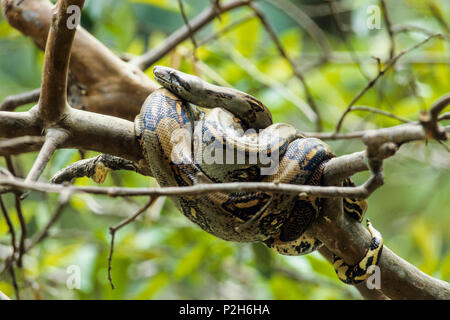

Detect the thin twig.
[
  {"left": 177, "top": 0, "right": 198, "bottom": 61},
  {"left": 221, "top": 42, "right": 318, "bottom": 123},
  {"left": 209, "top": 0, "right": 222, "bottom": 22},
  {"left": 249, "top": 2, "right": 322, "bottom": 131},
  {"left": 131, "top": 0, "right": 251, "bottom": 70},
  {"left": 428, "top": 2, "right": 450, "bottom": 34},
  {"left": 263, "top": 0, "right": 331, "bottom": 61},
  {"left": 334, "top": 34, "right": 443, "bottom": 134},
  {"left": 380, "top": 0, "right": 395, "bottom": 59},
  {"left": 8, "top": 263, "right": 20, "bottom": 300},
  {"left": 14, "top": 194, "right": 26, "bottom": 267},
  {"left": 348, "top": 105, "right": 412, "bottom": 124},
  {"left": 107, "top": 197, "right": 155, "bottom": 289},
  {"left": 197, "top": 13, "right": 256, "bottom": 47},
  {"left": 27, "top": 191, "right": 72, "bottom": 251},
  {"left": 0, "top": 195, "right": 17, "bottom": 257},
  {"left": 326, "top": 0, "right": 371, "bottom": 80},
  {"left": 0, "top": 123, "right": 444, "bottom": 200},
  {"left": 4, "top": 156, "right": 27, "bottom": 267},
  {"left": 419, "top": 93, "right": 450, "bottom": 142}
]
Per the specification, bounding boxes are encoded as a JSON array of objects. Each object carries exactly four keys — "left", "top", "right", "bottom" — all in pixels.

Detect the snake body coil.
[{"left": 135, "top": 66, "right": 383, "bottom": 284}]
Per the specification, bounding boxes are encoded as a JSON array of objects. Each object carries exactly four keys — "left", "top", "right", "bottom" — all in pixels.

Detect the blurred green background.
[{"left": 0, "top": 0, "right": 449, "bottom": 299}]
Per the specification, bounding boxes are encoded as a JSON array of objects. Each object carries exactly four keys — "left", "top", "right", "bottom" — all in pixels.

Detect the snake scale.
[{"left": 135, "top": 66, "right": 383, "bottom": 284}]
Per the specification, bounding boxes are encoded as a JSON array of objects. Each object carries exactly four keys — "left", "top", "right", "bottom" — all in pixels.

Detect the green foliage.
[{"left": 0, "top": 0, "right": 449, "bottom": 300}]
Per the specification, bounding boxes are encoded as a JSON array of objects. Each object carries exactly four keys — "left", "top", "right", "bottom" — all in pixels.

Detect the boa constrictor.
[{"left": 135, "top": 66, "right": 383, "bottom": 284}]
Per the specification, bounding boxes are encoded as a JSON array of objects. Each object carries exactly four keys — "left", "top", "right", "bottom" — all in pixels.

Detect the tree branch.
[
  {"left": 2, "top": 0, "right": 157, "bottom": 120},
  {"left": 131, "top": 0, "right": 252, "bottom": 71},
  {"left": 38, "top": 0, "right": 84, "bottom": 124},
  {"left": 334, "top": 33, "right": 443, "bottom": 134},
  {"left": 0, "top": 89, "right": 40, "bottom": 112},
  {"left": 25, "top": 129, "right": 69, "bottom": 183}
]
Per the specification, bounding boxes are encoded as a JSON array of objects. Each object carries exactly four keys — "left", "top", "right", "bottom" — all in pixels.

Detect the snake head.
[{"left": 153, "top": 66, "right": 195, "bottom": 96}]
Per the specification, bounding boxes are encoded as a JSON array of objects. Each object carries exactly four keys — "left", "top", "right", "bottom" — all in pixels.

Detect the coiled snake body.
[{"left": 135, "top": 66, "right": 383, "bottom": 284}]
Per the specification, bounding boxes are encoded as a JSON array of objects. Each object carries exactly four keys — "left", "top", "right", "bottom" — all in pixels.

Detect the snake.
[{"left": 135, "top": 66, "right": 384, "bottom": 284}]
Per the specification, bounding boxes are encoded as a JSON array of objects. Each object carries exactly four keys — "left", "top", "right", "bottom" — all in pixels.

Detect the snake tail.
[{"left": 332, "top": 219, "right": 384, "bottom": 284}]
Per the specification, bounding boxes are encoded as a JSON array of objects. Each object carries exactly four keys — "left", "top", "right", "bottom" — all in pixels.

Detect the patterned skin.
[{"left": 135, "top": 67, "right": 384, "bottom": 284}]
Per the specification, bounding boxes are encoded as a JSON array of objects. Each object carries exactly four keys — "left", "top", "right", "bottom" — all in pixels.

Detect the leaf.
[
  {"left": 251, "top": 242, "right": 274, "bottom": 278},
  {"left": 69, "top": 244, "right": 98, "bottom": 293},
  {"left": 134, "top": 272, "right": 169, "bottom": 299},
  {"left": 441, "top": 254, "right": 450, "bottom": 281},
  {"left": 411, "top": 218, "right": 441, "bottom": 274},
  {"left": 0, "top": 282, "right": 14, "bottom": 299},
  {"left": 173, "top": 244, "right": 207, "bottom": 280},
  {"left": 229, "top": 17, "right": 260, "bottom": 57},
  {"left": 49, "top": 149, "right": 79, "bottom": 177},
  {"left": 280, "top": 28, "right": 302, "bottom": 58},
  {"left": 42, "top": 243, "right": 82, "bottom": 267},
  {"left": 129, "top": 0, "right": 178, "bottom": 11},
  {"left": 269, "top": 274, "right": 307, "bottom": 300},
  {"left": 306, "top": 253, "right": 339, "bottom": 280},
  {"left": 94, "top": 2, "right": 137, "bottom": 52}
]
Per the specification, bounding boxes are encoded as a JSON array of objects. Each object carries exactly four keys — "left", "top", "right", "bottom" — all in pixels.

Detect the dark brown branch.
[
  {"left": 14, "top": 194, "right": 26, "bottom": 267},
  {"left": 209, "top": 0, "right": 222, "bottom": 22},
  {"left": 8, "top": 262, "right": 20, "bottom": 300},
  {"left": 0, "top": 195, "right": 17, "bottom": 258}
]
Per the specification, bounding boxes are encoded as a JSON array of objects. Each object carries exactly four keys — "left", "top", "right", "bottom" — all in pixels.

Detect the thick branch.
[
  {"left": 0, "top": 106, "right": 142, "bottom": 162},
  {"left": 39, "top": 0, "right": 84, "bottom": 124},
  {"left": 310, "top": 210, "right": 450, "bottom": 299},
  {"left": 2, "top": 0, "right": 157, "bottom": 120}
]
